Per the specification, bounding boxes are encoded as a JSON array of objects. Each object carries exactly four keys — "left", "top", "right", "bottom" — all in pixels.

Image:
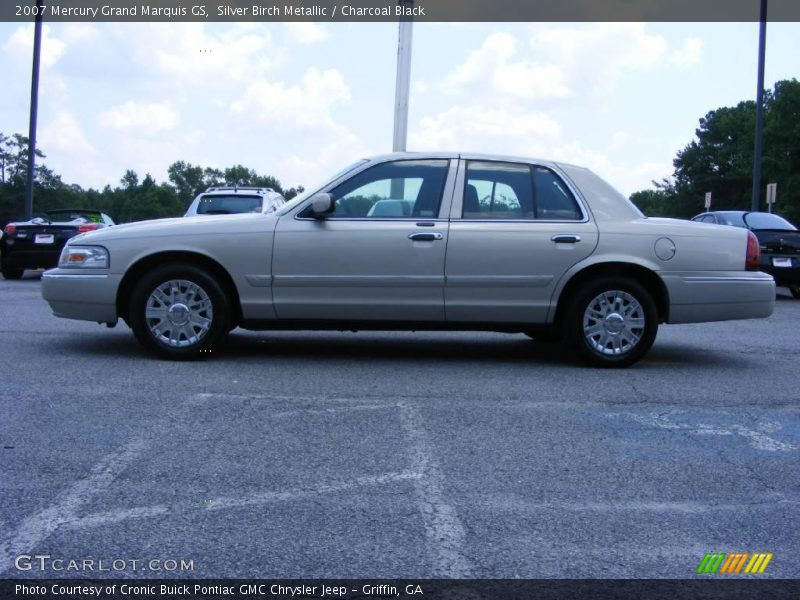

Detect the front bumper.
[
  {"left": 41, "top": 269, "right": 122, "bottom": 323},
  {"left": 660, "top": 271, "right": 775, "bottom": 324}
]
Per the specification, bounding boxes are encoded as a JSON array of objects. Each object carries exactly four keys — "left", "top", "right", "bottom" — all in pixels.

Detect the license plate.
[
  {"left": 34, "top": 234, "right": 54, "bottom": 244},
  {"left": 772, "top": 257, "right": 792, "bottom": 268}
]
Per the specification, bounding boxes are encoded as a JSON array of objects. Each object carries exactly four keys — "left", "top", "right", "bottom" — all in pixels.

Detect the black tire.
[
  {"left": 128, "top": 263, "right": 231, "bottom": 360},
  {"left": 1, "top": 263, "right": 24, "bottom": 280},
  {"left": 790, "top": 286, "right": 800, "bottom": 300},
  {"left": 564, "top": 277, "right": 658, "bottom": 368}
]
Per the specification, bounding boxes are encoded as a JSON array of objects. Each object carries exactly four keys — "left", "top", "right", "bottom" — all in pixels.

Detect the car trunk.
[
  {"left": 3, "top": 223, "right": 82, "bottom": 268},
  {"left": 753, "top": 229, "right": 800, "bottom": 255}
]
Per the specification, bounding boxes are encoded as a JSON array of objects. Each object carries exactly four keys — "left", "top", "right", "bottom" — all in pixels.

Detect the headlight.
[{"left": 58, "top": 245, "right": 109, "bottom": 269}]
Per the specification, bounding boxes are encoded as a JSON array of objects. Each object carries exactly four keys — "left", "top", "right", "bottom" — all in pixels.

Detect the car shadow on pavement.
[
  {"left": 222, "top": 333, "right": 575, "bottom": 365},
  {"left": 216, "top": 332, "right": 738, "bottom": 370},
  {"left": 48, "top": 330, "right": 741, "bottom": 369}
]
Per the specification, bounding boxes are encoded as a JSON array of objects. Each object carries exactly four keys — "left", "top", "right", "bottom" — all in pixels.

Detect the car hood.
[{"left": 71, "top": 213, "right": 276, "bottom": 244}]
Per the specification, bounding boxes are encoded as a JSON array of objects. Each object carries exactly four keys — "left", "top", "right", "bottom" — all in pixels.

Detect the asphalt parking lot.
[{"left": 1, "top": 273, "right": 798, "bottom": 579}]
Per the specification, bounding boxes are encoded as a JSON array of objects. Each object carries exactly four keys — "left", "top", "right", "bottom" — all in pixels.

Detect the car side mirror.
[{"left": 309, "top": 193, "right": 334, "bottom": 218}]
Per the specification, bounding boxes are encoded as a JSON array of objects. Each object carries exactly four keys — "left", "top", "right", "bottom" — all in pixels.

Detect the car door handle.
[
  {"left": 408, "top": 232, "right": 444, "bottom": 242},
  {"left": 551, "top": 234, "right": 581, "bottom": 244}
]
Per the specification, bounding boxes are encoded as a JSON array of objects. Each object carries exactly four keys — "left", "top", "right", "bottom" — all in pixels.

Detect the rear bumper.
[
  {"left": 660, "top": 271, "right": 775, "bottom": 324},
  {"left": 760, "top": 265, "right": 800, "bottom": 287},
  {"left": 1, "top": 244, "right": 64, "bottom": 269},
  {"left": 41, "top": 270, "right": 121, "bottom": 323}
]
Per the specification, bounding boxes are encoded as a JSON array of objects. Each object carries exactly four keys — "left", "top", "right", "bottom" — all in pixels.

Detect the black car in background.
[
  {"left": 692, "top": 211, "right": 800, "bottom": 298},
  {"left": 1, "top": 209, "right": 115, "bottom": 280}
]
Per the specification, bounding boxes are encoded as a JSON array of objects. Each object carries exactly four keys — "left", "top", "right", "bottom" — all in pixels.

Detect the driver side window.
[{"left": 327, "top": 159, "right": 449, "bottom": 219}]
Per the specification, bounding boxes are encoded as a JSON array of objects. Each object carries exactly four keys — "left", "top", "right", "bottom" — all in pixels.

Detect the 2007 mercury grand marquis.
[{"left": 41, "top": 153, "right": 775, "bottom": 367}]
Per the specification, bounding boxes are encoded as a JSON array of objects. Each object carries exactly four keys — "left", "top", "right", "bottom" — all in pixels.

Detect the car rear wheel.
[
  {"left": 1, "top": 263, "right": 24, "bottom": 280},
  {"left": 565, "top": 277, "right": 658, "bottom": 368},
  {"left": 129, "top": 263, "right": 231, "bottom": 360},
  {"left": 790, "top": 286, "right": 800, "bottom": 299}
]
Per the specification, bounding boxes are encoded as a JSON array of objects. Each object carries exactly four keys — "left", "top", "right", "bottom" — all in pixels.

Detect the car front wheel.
[
  {"left": 790, "top": 286, "right": 800, "bottom": 300},
  {"left": 565, "top": 277, "right": 658, "bottom": 368},
  {"left": 129, "top": 263, "right": 231, "bottom": 359}
]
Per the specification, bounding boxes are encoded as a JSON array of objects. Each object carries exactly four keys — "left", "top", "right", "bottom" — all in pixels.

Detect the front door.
[{"left": 273, "top": 158, "right": 456, "bottom": 321}]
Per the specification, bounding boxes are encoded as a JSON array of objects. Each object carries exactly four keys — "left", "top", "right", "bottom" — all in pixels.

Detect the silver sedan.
[{"left": 41, "top": 152, "right": 775, "bottom": 367}]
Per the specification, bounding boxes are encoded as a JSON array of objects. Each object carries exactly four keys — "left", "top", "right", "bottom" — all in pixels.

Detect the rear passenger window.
[
  {"left": 532, "top": 167, "right": 582, "bottom": 221},
  {"left": 462, "top": 162, "right": 582, "bottom": 221},
  {"left": 463, "top": 162, "right": 533, "bottom": 219}
]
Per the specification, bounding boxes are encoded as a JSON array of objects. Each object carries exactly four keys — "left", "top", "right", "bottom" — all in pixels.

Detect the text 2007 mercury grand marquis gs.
[{"left": 41, "top": 153, "right": 775, "bottom": 367}]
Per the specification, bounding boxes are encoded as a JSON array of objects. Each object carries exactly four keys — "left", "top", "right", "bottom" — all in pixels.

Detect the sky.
[{"left": 1, "top": 20, "right": 799, "bottom": 197}]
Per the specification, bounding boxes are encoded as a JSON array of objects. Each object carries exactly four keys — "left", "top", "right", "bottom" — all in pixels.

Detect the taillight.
[
  {"left": 3, "top": 224, "right": 15, "bottom": 234},
  {"left": 745, "top": 230, "right": 760, "bottom": 271},
  {"left": 77, "top": 223, "right": 99, "bottom": 233}
]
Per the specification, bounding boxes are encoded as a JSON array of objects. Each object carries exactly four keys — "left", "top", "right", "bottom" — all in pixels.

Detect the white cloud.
[
  {"left": 126, "top": 23, "right": 273, "bottom": 83},
  {"left": 283, "top": 23, "right": 329, "bottom": 44},
  {"left": 410, "top": 105, "right": 560, "bottom": 155},
  {"left": 4, "top": 24, "right": 67, "bottom": 69},
  {"left": 549, "top": 140, "right": 671, "bottom": 196},
  {"left": 527, "top": 23, "right": 703, "bottom": 95},
  {"left": 445, "top": 32, "right": 570, "bottom": 100},
  {"left": 669, "top": 38, "right": 703, "bottom": 66},
  {"left": 98, "top": 101, "right": 180, "bottom": 137},
  {"left": 40, "top": 112, "right": 96, "bottom": 156},
  {"left": 230, "top": 67, "right": 351, "bottom": 130},
  {"left": 60, "top": 23, "right": 101, "bottom": 45}
]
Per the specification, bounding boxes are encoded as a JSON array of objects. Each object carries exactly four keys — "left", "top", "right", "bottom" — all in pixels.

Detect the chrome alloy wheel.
[
  {"left": 582, "top": 290, "right": 645, "bottom": 356},
  {"left": 145, "top": 279, "right": 213, "bottom": 348}
]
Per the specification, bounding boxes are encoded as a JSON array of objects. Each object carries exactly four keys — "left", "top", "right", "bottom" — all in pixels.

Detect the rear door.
[
  {"left": 445, "top": 158, "right": 599, "bottom": 323},
  {"left": 272, "top": 157, "right": 457, "bottom": 321}
]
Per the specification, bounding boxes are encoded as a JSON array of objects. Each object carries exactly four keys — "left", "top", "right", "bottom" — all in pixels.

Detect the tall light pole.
[
  {"left": 392, "top": 0, "right": 414, "bottom": 153},
  {"left": 25, "top": 0, "right": 44, "bottom": 220},
  {"left": 751, "top": 0, "right": 768, "bottom": 212}
]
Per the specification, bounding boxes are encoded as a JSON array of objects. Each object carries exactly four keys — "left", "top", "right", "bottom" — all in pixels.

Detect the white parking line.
[
  {"left": 620, "top": 412, "right": 797, "bottom": 451},
  {"left": 0, "top": 437, "right": 150, "bottom": 574},
  {"left": 0, "top": 394, "right": 215, "bottom": 575},
  {"left": 61, "top": 471, "right": 422, "bottom": 530},
  {"left": 398, "top": 403, "right": 473, "bottom": 578}
]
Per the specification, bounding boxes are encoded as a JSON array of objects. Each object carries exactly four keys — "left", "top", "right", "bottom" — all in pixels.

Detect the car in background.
[
  {"left": 692, "top": 211, "right": 800, "bottom": 298},
  {"left": 1, "top": 209, "right": 115, "bottom": 280},
  {"left": 366, "top": 199, "right": 415, "bottom": 217},
  {"left": 184, "top": 187, "right": 286, "bottom": 217}
]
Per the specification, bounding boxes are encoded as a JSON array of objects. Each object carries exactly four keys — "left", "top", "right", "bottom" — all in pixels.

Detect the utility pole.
[
  {"left": 751, "top": 0, "right": 767, "bottom": 212},
  {"left": 25, "top": 0, "right": 44, "bottom": 220},
  {"left": 392, "top": 0, "right": 414, "bottom": 153}
]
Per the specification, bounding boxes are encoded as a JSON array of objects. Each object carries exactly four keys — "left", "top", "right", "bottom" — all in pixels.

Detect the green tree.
[
  {"left": 631, "top": 79, "right": 800, "bottom": 223},
  {"left": 0, "top": 131, "right": 308, "bottom": 227}
]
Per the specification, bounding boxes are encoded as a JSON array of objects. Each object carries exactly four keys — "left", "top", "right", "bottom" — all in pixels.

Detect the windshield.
[
  {"left": 277, "top": 159, "right": 370, "bottom": 215},
  {"left": 744, "top": 212, "right": 797, "bottom": 231},
  {"left": 196, "top": 194, "right": 262, "bottom": 215}
]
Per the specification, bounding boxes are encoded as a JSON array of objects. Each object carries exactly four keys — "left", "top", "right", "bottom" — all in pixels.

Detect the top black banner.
[{"left": 2, "top": 0, "right": 800, "bottom": 23}]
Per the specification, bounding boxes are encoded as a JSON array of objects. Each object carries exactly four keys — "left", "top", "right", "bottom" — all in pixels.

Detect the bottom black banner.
[{"left": 2, "top": 579, "right": 799, "bottom": 600}]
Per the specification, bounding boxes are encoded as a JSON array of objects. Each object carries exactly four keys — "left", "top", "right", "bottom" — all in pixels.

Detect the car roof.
[{"left": 365, "top": 151, "right": 562, "bottom": 169}]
